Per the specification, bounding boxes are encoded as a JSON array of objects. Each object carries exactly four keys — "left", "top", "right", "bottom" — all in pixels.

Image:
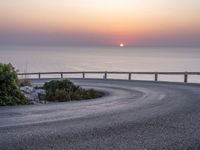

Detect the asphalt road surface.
[{"left": 1, "top": 79, "right": 200, "bottom": 150}]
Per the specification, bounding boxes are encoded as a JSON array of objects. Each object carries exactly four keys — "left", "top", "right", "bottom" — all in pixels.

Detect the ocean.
[{"left": 0, "top": 46, "right": 200, "bottom": 83}]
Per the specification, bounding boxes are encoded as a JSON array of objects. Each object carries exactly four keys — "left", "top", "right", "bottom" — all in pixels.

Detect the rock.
[
  {"left": 36, "top": 89, "right": 46, "bottom": 95},
  {"left": 20, "top": 86, "right": 34, "bottom": 94},
  {"left": 20, "top": 86, "right": 47, "bottom": 104}
]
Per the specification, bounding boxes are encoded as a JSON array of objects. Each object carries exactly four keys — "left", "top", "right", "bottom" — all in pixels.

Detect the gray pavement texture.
[{"left": 1, "top": 79, "right": 200, "bottom": 150}]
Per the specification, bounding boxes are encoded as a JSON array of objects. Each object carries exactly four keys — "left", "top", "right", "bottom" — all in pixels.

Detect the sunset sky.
[{"left": 0, "top": 0, "right": 200, "bottom": 47}]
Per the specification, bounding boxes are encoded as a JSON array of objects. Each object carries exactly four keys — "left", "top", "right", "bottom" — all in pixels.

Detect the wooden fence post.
[
  {"left": 82, "top": 72, "right": 85, "bottom": 79},
  {"left": 184, "top": 73, "right": 188, "bottom": 83},
  {"left": 104, "top": 72, "right": 107, "bottom": 80},
  {"left": 61, "top": 73, "right": 63, "bottom": 79},
  {"left": 155, "top": 73, "right": 158, "bottom": 81},
  {"left": 128, "top": 73, "right": 131, "bottom": 80}
]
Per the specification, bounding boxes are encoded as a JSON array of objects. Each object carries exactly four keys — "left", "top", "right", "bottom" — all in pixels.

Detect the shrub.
[
  {"left": 0, "top": 63, "right": 29, "bottom": 106},
  {"left": 43, "top": 79, "right": 103, "bottom": 102}
]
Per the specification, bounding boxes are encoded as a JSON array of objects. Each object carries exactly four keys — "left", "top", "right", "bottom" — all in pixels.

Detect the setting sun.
[{"left": 120, "top": 43, "right": 124, "bottom": 47}]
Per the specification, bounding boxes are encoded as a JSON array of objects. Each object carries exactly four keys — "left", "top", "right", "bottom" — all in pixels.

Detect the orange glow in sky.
[{"left": 0, "top": 0, "right": 200, "bottom": 46}]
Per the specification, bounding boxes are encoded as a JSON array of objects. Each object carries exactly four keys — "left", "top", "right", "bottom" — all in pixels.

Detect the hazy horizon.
[{"left": 0, "top": 0, "right": 200, "bottom": 47}]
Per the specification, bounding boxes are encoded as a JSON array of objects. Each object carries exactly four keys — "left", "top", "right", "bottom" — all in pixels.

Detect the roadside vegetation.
[
  {"left": 42, "top": 80, "right": 103, "bottom": 102},
  {"left": 0, "top": 63, "right": 103, "bottom": 106},
  {"left": 0, "top": 63, "right": 29, "bottom": 106}
]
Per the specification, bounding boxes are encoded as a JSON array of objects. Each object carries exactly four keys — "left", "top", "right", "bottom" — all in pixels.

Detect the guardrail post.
[
  {"left": 155, "top": 73, "right": 158, "bottom": 81},
  {"left": 61, "top": 73, "right": 63, "bottom": 79},
  {"left": 38, "top": 73, "right": 41, "bottom": 79},
  {"left": 82, "top": 72, "right": 85, "bottom": 79},
  {"left": 104, "top": 72, "right": 107, "bottom": 80},
  {"left": 184, "top": 73, "right": 188, "bottom": 83},
  {"left": 128, "top": 73, "right": 131, "bottom": 80}
]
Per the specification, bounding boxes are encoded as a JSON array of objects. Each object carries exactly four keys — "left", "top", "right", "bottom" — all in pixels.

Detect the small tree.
[{"left": 0, "top": 63, "right": 28, "bottom": 106}]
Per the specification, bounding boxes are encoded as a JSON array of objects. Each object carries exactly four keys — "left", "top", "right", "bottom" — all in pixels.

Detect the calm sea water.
[{"left": 0, "top": 46, "right": 200, "bottom": 82}]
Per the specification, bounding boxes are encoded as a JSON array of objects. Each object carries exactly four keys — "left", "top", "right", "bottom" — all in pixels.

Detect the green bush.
[
  {"left": 0, "top": 63, "right": 29, "bottom": 106},
  {"left": 43, "top": 79, "right": 103, "bottom": 102}
]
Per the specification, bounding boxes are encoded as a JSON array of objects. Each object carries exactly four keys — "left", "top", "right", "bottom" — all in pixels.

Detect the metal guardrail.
[{"left": 17, "top": 71, "right": 200, "bottom": 83}]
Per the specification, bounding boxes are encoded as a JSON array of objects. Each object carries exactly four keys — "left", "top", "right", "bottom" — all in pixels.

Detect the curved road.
[{"left": 1, "top": 79, "right": 200, "bottom": 150}]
